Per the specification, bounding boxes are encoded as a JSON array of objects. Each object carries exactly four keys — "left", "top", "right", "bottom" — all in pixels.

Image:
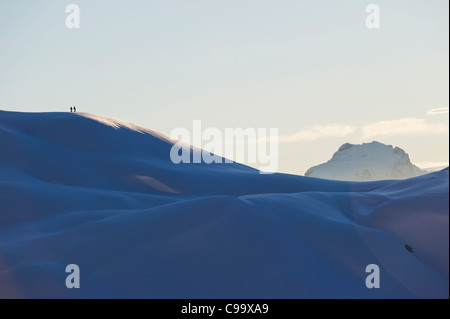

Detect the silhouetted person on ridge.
[
  {"left": 70, "top": 107, "right": 73, "bottom": 112},
  {"left": 73, "top": 106, "right": 76, "bottom": 113}
]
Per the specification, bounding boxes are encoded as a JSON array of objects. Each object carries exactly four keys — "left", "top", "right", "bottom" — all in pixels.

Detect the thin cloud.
[
  {"left": 226, "top": 117, "right": 447, "bottom": 145},
  {"left": 362, "top": 118, "right": 449, "bottom": 138},
  {"left": 279, "top": 124, "right": 356, "bottom": 142},
  {"left": 427, "top": 107, "right": 449, "bottom": 115}
]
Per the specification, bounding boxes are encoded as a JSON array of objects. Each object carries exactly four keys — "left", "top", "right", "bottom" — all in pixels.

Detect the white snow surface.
[
  {"left": 305, "top": 141, "right": 427, "bottom": 181},
  {"left": 0, "top": 111, "right": 448, "bottom": 298}
]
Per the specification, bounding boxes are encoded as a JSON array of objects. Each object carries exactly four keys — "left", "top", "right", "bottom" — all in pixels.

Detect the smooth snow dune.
[{"left": 0, "top": 111, "right": 448, "bottom": 298}]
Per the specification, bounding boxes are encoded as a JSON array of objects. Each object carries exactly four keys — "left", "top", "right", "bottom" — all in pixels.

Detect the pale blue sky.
[{"left": 0, "top": 0, "right": 448, "bottom": 174}]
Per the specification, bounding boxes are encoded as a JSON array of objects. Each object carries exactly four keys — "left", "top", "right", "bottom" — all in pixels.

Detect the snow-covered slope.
[
  {"left": 305, "top": 141, "right": 426, "bottom": 181},
  {"left": 0, "top": 111, "right": 448, "bottom": 298}
]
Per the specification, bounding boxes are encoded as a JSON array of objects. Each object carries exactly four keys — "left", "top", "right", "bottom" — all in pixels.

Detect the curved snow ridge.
[
  {"left": 1, "top": 188, "right": 448, "bottom": 298},
  {"left": 0, "top": 111, "right": 448, "bottom": 298},
  {"left": 76, "top": 112, "right": 173, "bottom": 142}
]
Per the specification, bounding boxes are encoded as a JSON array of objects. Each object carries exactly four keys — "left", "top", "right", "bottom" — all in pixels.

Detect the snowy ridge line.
[{"left": 0, "top": 111, "right": 448, "bottom": 298}]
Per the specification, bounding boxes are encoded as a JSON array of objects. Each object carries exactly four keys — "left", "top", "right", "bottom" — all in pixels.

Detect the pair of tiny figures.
[{"left": 70, "top": 107, "right": 77, "bottom": 112}]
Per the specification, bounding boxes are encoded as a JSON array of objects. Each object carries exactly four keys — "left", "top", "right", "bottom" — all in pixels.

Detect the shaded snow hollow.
[
  {"left": 305, "top": 141, "right": 426, "bottom": 181},
  {"left": 0, "top": 111, "right": 448, "bottom": 298}
]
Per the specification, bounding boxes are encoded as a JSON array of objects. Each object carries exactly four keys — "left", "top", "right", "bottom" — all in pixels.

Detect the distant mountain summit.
[{"left": 305, "top": 141, "right": 425, "bottom": 181}]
